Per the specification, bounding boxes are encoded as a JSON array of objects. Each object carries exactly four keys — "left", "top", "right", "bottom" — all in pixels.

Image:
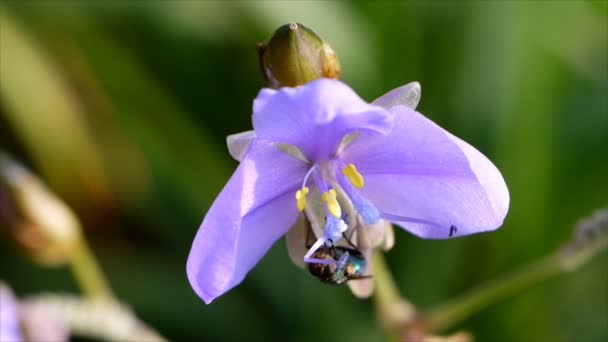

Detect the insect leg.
[
  {"left": 347, "top": 275, "right": 373, "bottom": 281},
  {"left": 341, "top": 232, "right": 361, "bottom": 251}
]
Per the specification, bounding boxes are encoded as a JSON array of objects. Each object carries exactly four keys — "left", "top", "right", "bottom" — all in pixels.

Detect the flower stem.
[
  {"left": 69, "top": 235, "right": 112, "bottom": 299},
  {"left": 22, "top": 294, "right": 167, "bottom": 341},
  {"left": 425, "top": 253, "right": 559, "bottom": 332},
  {"left": 425, "top": 208, "right": 608, "bottom": 332},
  {"left": 373, "top": 251, "right": 417, "bottom": 334}
]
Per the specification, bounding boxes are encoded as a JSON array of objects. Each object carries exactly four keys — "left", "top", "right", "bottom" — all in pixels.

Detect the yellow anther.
[
  {"left": 321, "top": 189, "right": 342, "bottom": 218},
  {"left": 295, "top": 187, "right": 309, "bottom": 212},
  {"left": 342, "top": 163, "right": 364, "bottom": 189}
]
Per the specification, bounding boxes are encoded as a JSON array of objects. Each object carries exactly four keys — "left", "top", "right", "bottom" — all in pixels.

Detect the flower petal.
[
  {"left": 342, "top": 106, "right": 509, "bottom": 239},
  {"left": 372, "top": 81, "right": 421, "bottom": 110},
  {"left": 253, "top": 78, "right": 393, "bottom": 161},
  {"left": 0, "top": 282, "right": 22, "bottom": 342},
  {"left": 226, "top": 130, "right": 256, "bottom": 162},
  {"left": 187, "top": 140, "right": 307, "bottom": 303}
]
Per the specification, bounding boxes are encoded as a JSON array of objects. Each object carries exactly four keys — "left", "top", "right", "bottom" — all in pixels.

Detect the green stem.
[
  {"left": 373, "top": 251, "right": 417, "bottom": 333},
  {"left": 425, "top": 253, "right": 560, "bottom": 332},
  {"left": 373, "top": 251, "right": 404, "bottom": 307},
  {"left": 425, "top": 212, "right": 608, "bottom": 332},
  {"left": 69, "top": 235, "right": 112, "bottom": 299}
]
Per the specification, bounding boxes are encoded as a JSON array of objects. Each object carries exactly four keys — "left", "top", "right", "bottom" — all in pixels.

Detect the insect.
[{"left": 304, "top": 223, "right": 371, "bottom": 285}]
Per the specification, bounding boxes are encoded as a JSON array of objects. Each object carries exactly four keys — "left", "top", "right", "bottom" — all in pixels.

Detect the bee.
[{"left": 305, "top": 223, "right": 371, "bottom": 285}]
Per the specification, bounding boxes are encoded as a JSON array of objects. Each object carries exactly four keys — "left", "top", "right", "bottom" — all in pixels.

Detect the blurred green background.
[{"left": 1, "top": 1, "right": 606, "bottom": 341}]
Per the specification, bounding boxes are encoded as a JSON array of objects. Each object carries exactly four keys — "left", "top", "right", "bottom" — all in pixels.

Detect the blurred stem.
[
  {"left": 373, "top": 251, "right": 417, "bottom": 334},
  {"left": 69, "top": 235, "right": 112, "bottom": 299},
  {"left": 425, "top": 253, "right": 559, "bottom": 332},
  {"left": 426, "top": 208, "right": 608, "bottom": 332},
  {"left": 22, "top": 294, "right": 167, "bottom": 342}
]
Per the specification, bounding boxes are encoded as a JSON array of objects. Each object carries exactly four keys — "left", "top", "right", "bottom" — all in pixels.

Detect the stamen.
[
  {"left": 303, "top": 216, "right": 348, "bottom": 265},
  {"left": 336, "top": 250, "right": 350, "bottom": 269},
  {"left": 301, "top": 164, "right": 318, "bottom": 189},
  {"left": 352, "top": 193, "right": 380, "bottom": 225},
  {"left": 304, "top": 238, "right": 337, "bottom": 265},
  {"left": 295, "top": 165, "right": 318, "bottom": 212},
  {"left": 321, "top": 189, "right": 342, "bottom": 218},
  {"left": 342, "top": 163, "right": 364, "bottom": 189},
  {"left": 295, "top": 187, "right": 309, "bottom": 212},
  {"left": 324, "top": 216, "right": 348, "bottom": 241},
  {"left": 336, "top": 172, "right": 380, "bottom": 225}
]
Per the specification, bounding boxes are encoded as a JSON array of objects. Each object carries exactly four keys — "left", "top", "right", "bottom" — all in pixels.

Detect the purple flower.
[
  {"left": 0, "top": 282, "right": 23, "bottom": 342},
  {"left": 187, "top": 79, "right": 509, "bottom": 304}
]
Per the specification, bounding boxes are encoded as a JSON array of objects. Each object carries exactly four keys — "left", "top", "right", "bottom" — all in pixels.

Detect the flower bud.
[
  {"left": 0, "top": 153, "right": 80, "bottom": 266},
  {"left": 257, "top": 23, "right": 341, "bottom": 88}
]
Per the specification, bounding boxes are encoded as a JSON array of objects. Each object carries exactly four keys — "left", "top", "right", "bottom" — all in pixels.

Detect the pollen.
[
  {"left": 342, "top": 163, "right": 364, "bottom": 189},
  {"left": 295, "top": 187, "right": 309, "bottom": 212},
  {"left": 321, "top": 189, "right": 342, "bottom": 218}
]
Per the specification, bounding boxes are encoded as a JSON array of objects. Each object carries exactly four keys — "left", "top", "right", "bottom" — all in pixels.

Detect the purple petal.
[
  {"left": 252, "top": 78, "right": 393, "bottom": 162},
  {"left": 342, "top": 106, "right": 509, "bottom": 239},
  {"left": 187, "top": 140, "right": 307, "bottom": 303},
  {"left": 0, "top": 282, "right": 22, "bottom": 342}
]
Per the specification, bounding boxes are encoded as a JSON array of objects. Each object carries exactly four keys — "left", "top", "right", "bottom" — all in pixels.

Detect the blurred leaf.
[{"left": 0, "top": 8, "right": 113, "bottom": 213}]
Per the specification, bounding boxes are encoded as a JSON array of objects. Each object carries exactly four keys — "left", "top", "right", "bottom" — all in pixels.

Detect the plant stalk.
[{"left": 69, "top": 235, "right": 112, "bottom": 299}]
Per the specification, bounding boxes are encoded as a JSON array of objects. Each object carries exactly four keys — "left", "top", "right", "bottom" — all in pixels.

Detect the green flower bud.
[{"left": 257, "top": 23, "right": 341, "bottom": 88}]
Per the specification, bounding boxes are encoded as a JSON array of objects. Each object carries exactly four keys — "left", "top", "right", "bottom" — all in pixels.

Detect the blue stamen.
[
  {"left": 324, "top": 216, "right": 348, "bottom": 242},
  {"left": 303, "top": 216, "right": 348, "bottom": 266},
  {"left": 337, "top": 172, "right": 380, "bottom": 225},
  {"left": 312, "top": 169, "right": 329, "bottom": 194}
]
